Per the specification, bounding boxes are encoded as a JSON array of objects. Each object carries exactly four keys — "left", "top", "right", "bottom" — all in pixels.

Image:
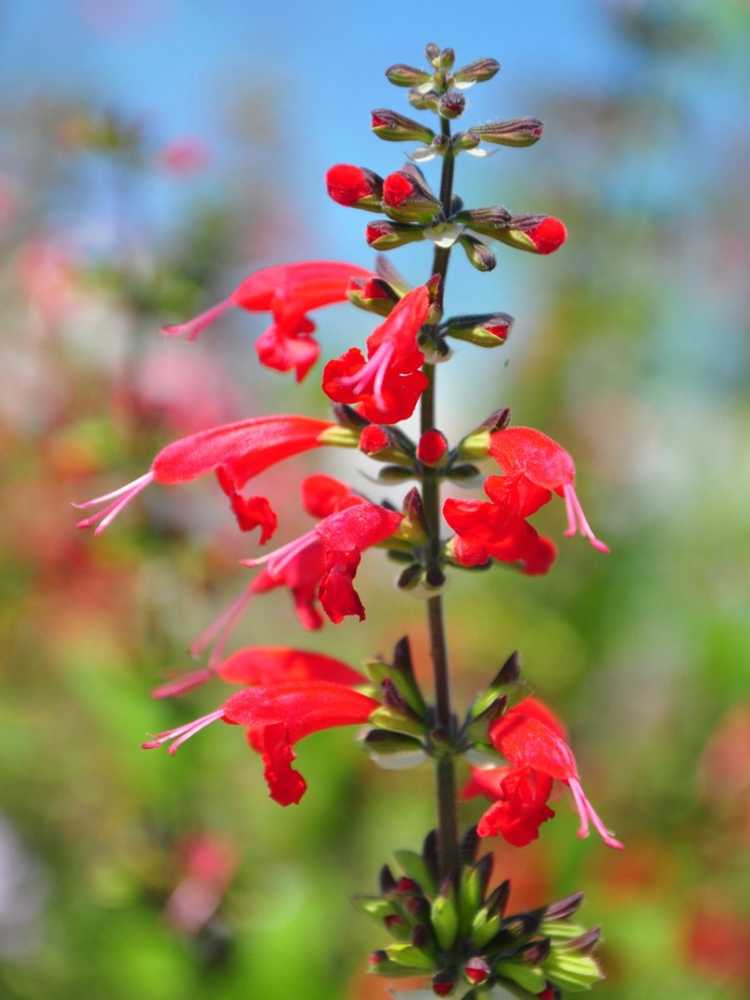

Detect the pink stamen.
[
  {"left": 190, "top": 581, "right": 255, "bottom": 666},
  {"left": 161, "top": 297, "right": 233, "bottom": 341},
  {"left": 241, "top": 528, "right": 317, "bottom": 576},
  {"left": 151, "top": 667, "right": 214, "bottom": 700},
  {"left": 74, "top": 471, "right": 154, "bottom": 534},
  {"left": 568, "top": 778, "right": 624, "bottom": 850},
  {"left": 562, "top": 484, "right": 609, "bottom": 554},
  {"left": 339, "top": 342, "right": 394, "bottom": 410},
  {"left": 142, "top": 708, "right": 224, "bottom": 754},
  {"left": 568, "top": 776, "right": 591, "bottom": 839}
]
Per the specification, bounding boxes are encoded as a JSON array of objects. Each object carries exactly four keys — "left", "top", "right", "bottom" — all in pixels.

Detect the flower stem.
[{"left": 421, "top": 114, "right": 459, "bottom": 880}]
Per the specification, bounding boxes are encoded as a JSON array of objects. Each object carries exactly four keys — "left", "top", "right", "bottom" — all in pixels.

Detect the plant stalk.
[{"left": 421, "top": 114, "right": 459, "bottom": 880}]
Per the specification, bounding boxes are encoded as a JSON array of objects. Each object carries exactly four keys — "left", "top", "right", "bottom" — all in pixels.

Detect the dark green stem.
[{"left": 421, "top": 114, "right": 458, "bottom": 880}]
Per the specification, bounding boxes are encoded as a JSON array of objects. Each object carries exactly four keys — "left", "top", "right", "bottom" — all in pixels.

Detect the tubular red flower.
[
  {"left": 444, "top": 495, "right": 556, "bottom": 576},
  {"left": 323, "top": 286, "right": 430, "bottom": 423},
  {"left": 489, "top": 426, "right": 609, "bottom": 553},
  {"left": 74, "top": 415, "right": 334, "bottom": 534},
  {"left": 301, "top": 474, "right": 363, "bottom": 518},
  {"left": 162, "top": 260, "right": 373, "bottom": 381},
  {"left": 152, "top": 644, "right": 365, "bottom": 700},
  {"left": 244, "top": 501, "right": 403, "bottom": 624},
  {"left": 466, "top": 697, "right": 623, "bottom": 850},
  {"left": 143, "top": 680, "right": 380, "bottom": 805}
]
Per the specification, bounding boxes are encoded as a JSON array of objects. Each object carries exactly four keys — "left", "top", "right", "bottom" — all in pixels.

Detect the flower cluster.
[{"left": 75, "top": 39, "right": 619, "bottom": 998}]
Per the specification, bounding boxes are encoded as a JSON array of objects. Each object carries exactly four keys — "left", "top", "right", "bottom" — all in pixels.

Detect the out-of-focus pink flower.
[
  {"left": 164, "top": 834, "right": 237, "bottom": 936},
  {"left": 684, "top": 902, "right": 750, "bottom": 986},
  {"left": 158, "top": 138, "right": 210, "bottom": 176},
  {"left": 15, "top": 239, "right": 76, "bottom": 334}
]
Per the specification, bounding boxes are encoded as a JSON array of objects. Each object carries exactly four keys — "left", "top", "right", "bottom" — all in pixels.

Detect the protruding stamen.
[
  {"left": 241, "top": 529, "right": 318, "bottom": 576},
  {"left": 569, "top": 778, "right": 624, "bottom": 850},
  {"left": 338, "top": 342, "right": 394, "bottom": 410},
  {"left": 190, "top": 581, "right": 255, "bottom": 667},
  {"left": 74, "top": 471, "right": 154, "bottom": 534},
  {"left": 151, "top": 667, "right": 214, "bottom": 700},
  {"left": 161, "top": 297, "right": 233, "bottom": 341},
  {"left": 562, "top": 484, "right": 609, "bottom": 554},
  {"left": 142, "top": 708, "right": 224, "bottom": 754}
]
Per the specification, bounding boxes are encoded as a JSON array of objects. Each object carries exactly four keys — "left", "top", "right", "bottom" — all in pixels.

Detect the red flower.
[
  {"left": 489, "top": 426, "right": 609, "bottom": 553},
  {"left": 464, "top": 698, "right": 623, "bottom": 850},
  {"left": 153, "top": 644, "right": 365, "bottom": 700},
  {"left": 162, "top": 260, "right": 373, "bottom": 381},
  {"left": 185, "top": 489, "right": 402, "bottom": 670},
  {"left": 443, "top": 492, "right": 557, "bottom": 575},
  {"left": 74, "top": 415, "right": 335, "bottom": 534},
  {"left": 143, "top": 679, "right": 379, "bottom": 805},
  {"left": 507, "top": 215, "right": 567, "bottom": 255},
  {"left": 322, "top": 286, "right": 430, "bottom": 423}
]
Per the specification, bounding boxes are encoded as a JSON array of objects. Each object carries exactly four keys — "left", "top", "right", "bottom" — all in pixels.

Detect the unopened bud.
[
  {"left": 457, "top": 429, "right": 490, "bottom": 460},
  {"left": 425, "top": 42, "right": 441, "bottom": 66},
  {"left": 494, "top": 213, "right": 568, "bottom": 255},
  {"left": 432, "top": 974, "right": 455, "bottom": 996},
  {"left": 453, "top": 130, "right": 481, "bottom": 152},
  {"left": 442, "top": 312, "right": 513, "bottom": 348},
  {"left": 366, "top": 220, "right": 425, "bottom": 251},
  {"left": 402, "top": 487, "right": 427, "bottom": 531},
  {"left": 384, "top": 942, "right": 434, "bottom": 972},
  {"left": 359, "top": 424, "right": 392, "bottom": 456},
  {"left": 409, "top": 87, "right": 440, "bottom": 112},
  {"left": 437, "top": 90, "right": 465, "bottom": 120},
  {"left": 464, "top": 957, "right": 490, "bottom": 985},
  {"left": 385, "top": 63, "right": 433, "bottom": 88},
  {"left": 363, "top": 728, "right": 424, "bottom": 756},
  {"left": 371, "top": 108, "right": 435, "bottom": 144},
  {"left": 383, "top": 169, "right": 441, "bottom": 224},
  {"left": 438, "top": 47, "right": 455, "bottom": 70},
  {"left": 417, "top": 429, "right": 449, "bottom": 467},
  {"left": 431, "top": 886, "right": 459, "bottom": 950},
  {"left": 471, "top": 117, "right": 544, "bottom": 147},
  {"left": 458, "top": 234, "right": 496, "bottom": 272},
  {"left": 453, "top": 57, "right": 501, "bottom": 89},
  {"left": 325, "top": 163, "right": 382, "bottom": 210},
  {"left": 347, "top": 276, "right": 399, "bottom": 317},
  {"left": 457, "top": 206, "right": 512, "bottom": 240}
]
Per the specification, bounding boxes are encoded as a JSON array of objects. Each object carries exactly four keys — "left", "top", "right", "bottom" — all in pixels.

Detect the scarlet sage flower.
[
  {"left": 488, "top": 427, "right": 609, "bottom": 553},
  {"left": 153, "top": 644, "right": 366, "bottom": 699},
  {"left": 162, "top": 260, "right": 373, "bottom": 381},
  {"left": 143, "top": 680, "right": 380, "bottom": 805},
  {"left": 463, "top": 698, "right": 623, "bottom": 850},
  {"left": 443, "top": 492, "right": 557, "bottom": 575},
  {"left": 326, "top": 164, "right": 383, "bottom": 210},
  {"left": 186, "top": 493, "right": 402, "bottom": 672},
  {"left": 323, "top": 285, "right": 430, "bottom": 423},
  {"left": 73, "top": 415, "right": 337, "bottom": 535}
]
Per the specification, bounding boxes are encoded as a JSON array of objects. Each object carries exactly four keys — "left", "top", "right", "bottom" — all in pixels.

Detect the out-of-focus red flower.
[
  {"left": 158, "top": 138, "right": 210, "bottom": 175},
  {"left": 144, "top": 679, "right": 380, "bottom": 805},
  {"left": 684, "top": 902, "right": 750, "bottom": 986},
  {"left": 489, "top": 426, "right": 609, "bottom": 552},
  {"left": 463, "top": 698, "right": 623, "bottom": 850},
  {"left": 74, "top": 414, "right": 335, "bottom": 534},
  {"left": 323, "top": 286, "right": 430, "bottom": 423},
  {"left": 162, "top": 260, "right": 373, "bottom": 381}
]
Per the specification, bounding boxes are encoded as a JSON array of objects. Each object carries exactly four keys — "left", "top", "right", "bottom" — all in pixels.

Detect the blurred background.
[{"left": 2, "top": 1, "right": 750, "bottom": 997}]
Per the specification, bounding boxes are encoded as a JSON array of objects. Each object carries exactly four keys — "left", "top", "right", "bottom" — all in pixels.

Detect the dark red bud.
[
  {"left": 417, "top": 429, "right": 449, "bottom": 467},
  {"left": 465, "top": 957, "right": 490, "bottom": 984}
]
